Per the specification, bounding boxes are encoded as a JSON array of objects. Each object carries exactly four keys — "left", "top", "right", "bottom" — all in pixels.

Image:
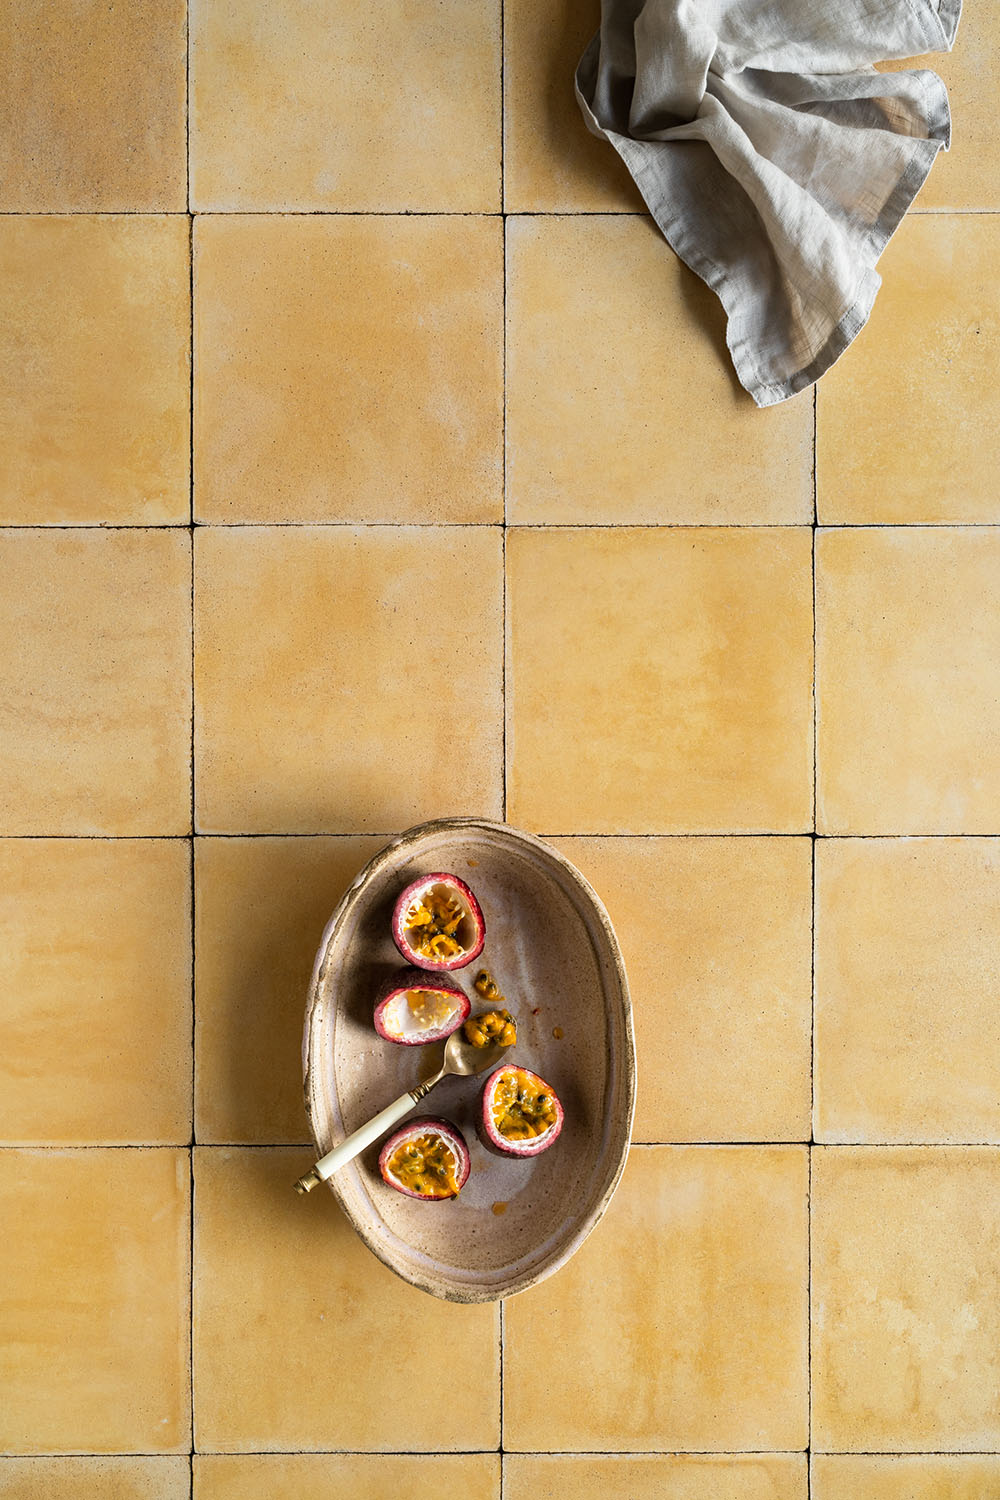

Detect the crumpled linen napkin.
[{"left": 575, "top": 0, "right": 961, "bottom": 406}]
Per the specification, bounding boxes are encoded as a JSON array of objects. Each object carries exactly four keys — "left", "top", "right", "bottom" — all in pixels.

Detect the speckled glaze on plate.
[{"left": 302, "top": 817, "right": 636, "bottom": 1302}]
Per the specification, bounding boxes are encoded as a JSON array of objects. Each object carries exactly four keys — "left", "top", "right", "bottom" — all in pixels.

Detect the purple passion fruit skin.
[
  {"left": 378, "top": 1117, "right": 471, "bottom": 1200},
  {"left": 479, "top": 1065, "right": 564, "bottom": 1158},
  {"left": 391, "top": 872, "right": 486, "bottom": 972},
  {"left": 373, "top": 967, "right": 471, "bottom": 1046}
]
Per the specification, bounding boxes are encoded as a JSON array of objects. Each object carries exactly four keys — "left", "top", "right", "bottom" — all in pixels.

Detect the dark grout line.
[
  {"left": 810, "top": 381, "right": 818, "bottom": 1500},
  {"left": 812, "top": 548, "right": 819, "bottom": 827},
  {"left": 184, "top": 0, "right": 191, "bottom": 215},
  {"left": 187, "top": 839, "right": 196, "bottom": 1463},
  {"left": 188, "top": 520, "right": 507, "bottom": 530},
  {"left": 810, "top": 842, "right": 818, "bottom": 1147},
  {"left": 14, "top": 1140, "right": 1000, "bottom": 1150},
  {"left": 810, "top": 424, "right": 819, "bottom": 1352},
  {"left": 810, "top": 508, "right": 818, "bottom": 1123},
  {"left": 187, "top": 44, "right": 198, "bottom": 1448},
  {"left": 502, "top": 211, "right": 509, "bottom": 827},
  {"left": 512, "top": 521, "right": 1000, "bottom": 530},
  {"left": 811, "top": 522, "right": 1000, "bottom": 530},
  {"left": 544, "top": 831, "right": 1000, "bottom": 840},
  {"left": 36, "top": 1448, "right": 1000, "bottom": 1459},
  {"left": 186, "top": 208, "right": 508, "bottom": 217},
  {"left": 528, "top": 829, "right": 982, "bottom": 839},
  {"left": 628, "top": 1139, "right": 1000, "bottom": 1148},
  {"left": 192, "top": 1140, "right": 311, "bottom": 1148},
  {"left": 809, "top": 377, "right": 819, "bottom": 1395},
  {"left": 8, "top": 519, "right": 1000, "bottom": 531},
  {"left": 499, "top": 1299, "right": 506, "bottom": 1461},
  {"left": 1, "top": 1453, "right": 192, "bottom": 1461},
  {"left": 500, "top": 0, "right": 509, "bottom": 834},
  {"left": 802, "top": 1140, "right": 1000, "bottom": 1148},
  {"left": 812, "top": 387, "right": 818, "bottom": 527},
  {"left": 487, "top": 1448, "right": 812, "bottom": 1457},
  {"left": 628, "top": 1140, "right": 812, "bottom": 1148},
  {"left": 14, "top": 1445, "right": 1000, "bottom": 1460},
  {"left": 0, "top": 834, "right": 195, "bottom": 841},
  {"left": 502, "top": 532, "right": 508, "bottom": 825},
  {"left": 545, "top": 832, "right": 817, "bottom": 839},
  {"left": 0, "top": 1144, "right": 197, "bottom": 1151},
  {"left": 188, "top": 1137, "right": 196, "bottom": 1462},
  {"left": 5, "top": 830, "right": 1000, "bottom": 843},
  {"left": 1, "top": 206, "right": 998, "bottom": 218},
  {"left": 0, "top": 209, "right": 192, "bottom": 217},
  {"left": 807, "top": 1140, "right": 814, "bottom": 1493},
  {"left": 9, "top": 1448, "right": 511, "bottom": 1459},
  {"left": 17, "top": 1138, "right": 1000, "bottom": 1151},
  {"left": 192, "top": 830, "right": 395, "bottom": 839},
  {"left": 908, "top": 208, "right": 1000, "bottom": 215},
  {"left": 0, "top": 522, "right": 193, "bottom": 531},
  {"left": 188, "top": 229, "right": 197, "bottom": 838},
  {"left": 499, "top": 0, "right": 506, "bottom": 219}
]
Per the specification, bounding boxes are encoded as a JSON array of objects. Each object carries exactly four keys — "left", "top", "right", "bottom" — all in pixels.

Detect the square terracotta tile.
[
  {"left": 817, "top": 220, "right": 1000, "bottom": 523},
  {"left": 0, "top": 1148, "right": 189, "bottom": 1453},
  {"left": 553, "top": 837, "right": 812, "bottom": 1142},
  {"left": 812, "top": 1455, "right": 1000, "bottom": 1500},
  {"left": 0, "top": 530, "right": 192, "bottom": 835},
  {"left": 881, "top": 5, "right": 1000, "bottom": 210},
  {"left": 0, "top": 0, "right": 185, "bottom": 211},
  {"left": 193, "top": 1454, "right": 500, "bottom": 1500},
  {"left": 812, "top": 1146, "right": 1000, "bottom": 1451},
  {"left": 194, "top": 216, "right": 502, "bottom": 524},
  {"left": 0, "top": 1459, "right": 190, "bottom": 1500},
  {"left": 507, "top": 528, "right": 813, "bottom": 833},
  {"left": 503, "top": 1146, "right": 809, "bottom": 1451},
  {"left": 193, "top": 1148, "right": 499, "bottom": 1450},
  {"left": 190, "top": 0, "right": 500, "bottom": 211},
  {"left": 195, "top": 526, "right": 503, "bottom": 834},
  {"left": 505, "top": 218, "right": 813, "bottom": 525},
  {"left": 504, "top": 0, "right": 644, "bottom": 212},
  {"left": 816, "top": 838, "right": 1000, "bottom": 1143},
  {"left": 507, "top": 1456, "right": 807, "bottom": 1500},
  {"left": 195, "top": 836, "right": 383, "bottom": 1143},
  {"left": 816, "top": 528, "right": 1000, "bottom": 834},
  {"left": 0, "top": 839, "right": 191, "bottom": 1145},
  {"left": 0, "top": 217, "right": 189, "bottom": 526}
]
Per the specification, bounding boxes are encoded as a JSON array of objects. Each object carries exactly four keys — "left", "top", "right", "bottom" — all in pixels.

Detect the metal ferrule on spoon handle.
[{"left": 294, "top": 1072, "right": 441, "bottom": 1194}]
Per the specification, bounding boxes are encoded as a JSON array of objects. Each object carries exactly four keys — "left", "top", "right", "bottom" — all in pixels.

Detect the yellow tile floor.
[{"left": 2, "top": 1, "right": 1000, "bottom": 1496}]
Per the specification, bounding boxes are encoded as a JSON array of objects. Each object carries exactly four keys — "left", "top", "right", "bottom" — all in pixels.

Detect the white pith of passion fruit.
[
  {"left": 480, "top": 1064, "right": 564, "bottom": 1158},
  {"left": 378, "top": 1117, "right": 471, "bottom": 1200},
  {"left": 373, "top": 967, "right": 471, "bottom": 1046},
  {"left": 391, "top": 872, "right": 486, "bottom": 972}
]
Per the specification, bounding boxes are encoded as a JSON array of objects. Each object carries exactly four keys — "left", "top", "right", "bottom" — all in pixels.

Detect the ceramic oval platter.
[{"left": 303, "top": 817, "right": 636, "bottom": 1302}]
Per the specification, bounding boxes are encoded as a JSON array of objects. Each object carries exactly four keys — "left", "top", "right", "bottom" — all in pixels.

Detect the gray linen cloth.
[{"left": 576, "top": 0, "right": 961, "bottom": 406}]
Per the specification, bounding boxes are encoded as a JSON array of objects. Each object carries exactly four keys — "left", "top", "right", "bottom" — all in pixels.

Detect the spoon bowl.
[{"left": 294, "top": 1026, "right": 514, "bottom": 1193}]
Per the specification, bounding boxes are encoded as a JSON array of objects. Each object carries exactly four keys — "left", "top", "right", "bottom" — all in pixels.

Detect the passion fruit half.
[
  {"left": 480, "top": 1064, "right": 564, "bottom": 1158},
  {"left": 378, "top": 1117, "right": 471, "bottom": 1201},
  {"left": 373, "top": 967, "right": 471, "bottom": 1046},
  {"left": 391, "top": 872, "right": 486, "bottom": 972}
]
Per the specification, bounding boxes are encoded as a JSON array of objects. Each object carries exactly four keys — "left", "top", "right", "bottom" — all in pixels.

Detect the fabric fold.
[{"left": 576, "top": 0, "right": 961, "bottom": 406}]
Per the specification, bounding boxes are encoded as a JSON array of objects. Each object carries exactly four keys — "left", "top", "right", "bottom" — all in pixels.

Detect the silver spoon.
[{"left": 294, "top": 1028, "right": 514, "bottom": 1194}]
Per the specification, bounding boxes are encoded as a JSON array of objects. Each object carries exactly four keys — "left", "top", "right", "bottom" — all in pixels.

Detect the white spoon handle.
[{"left": 294, "top": 1084, "right": 430, "bottom": 1193}]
